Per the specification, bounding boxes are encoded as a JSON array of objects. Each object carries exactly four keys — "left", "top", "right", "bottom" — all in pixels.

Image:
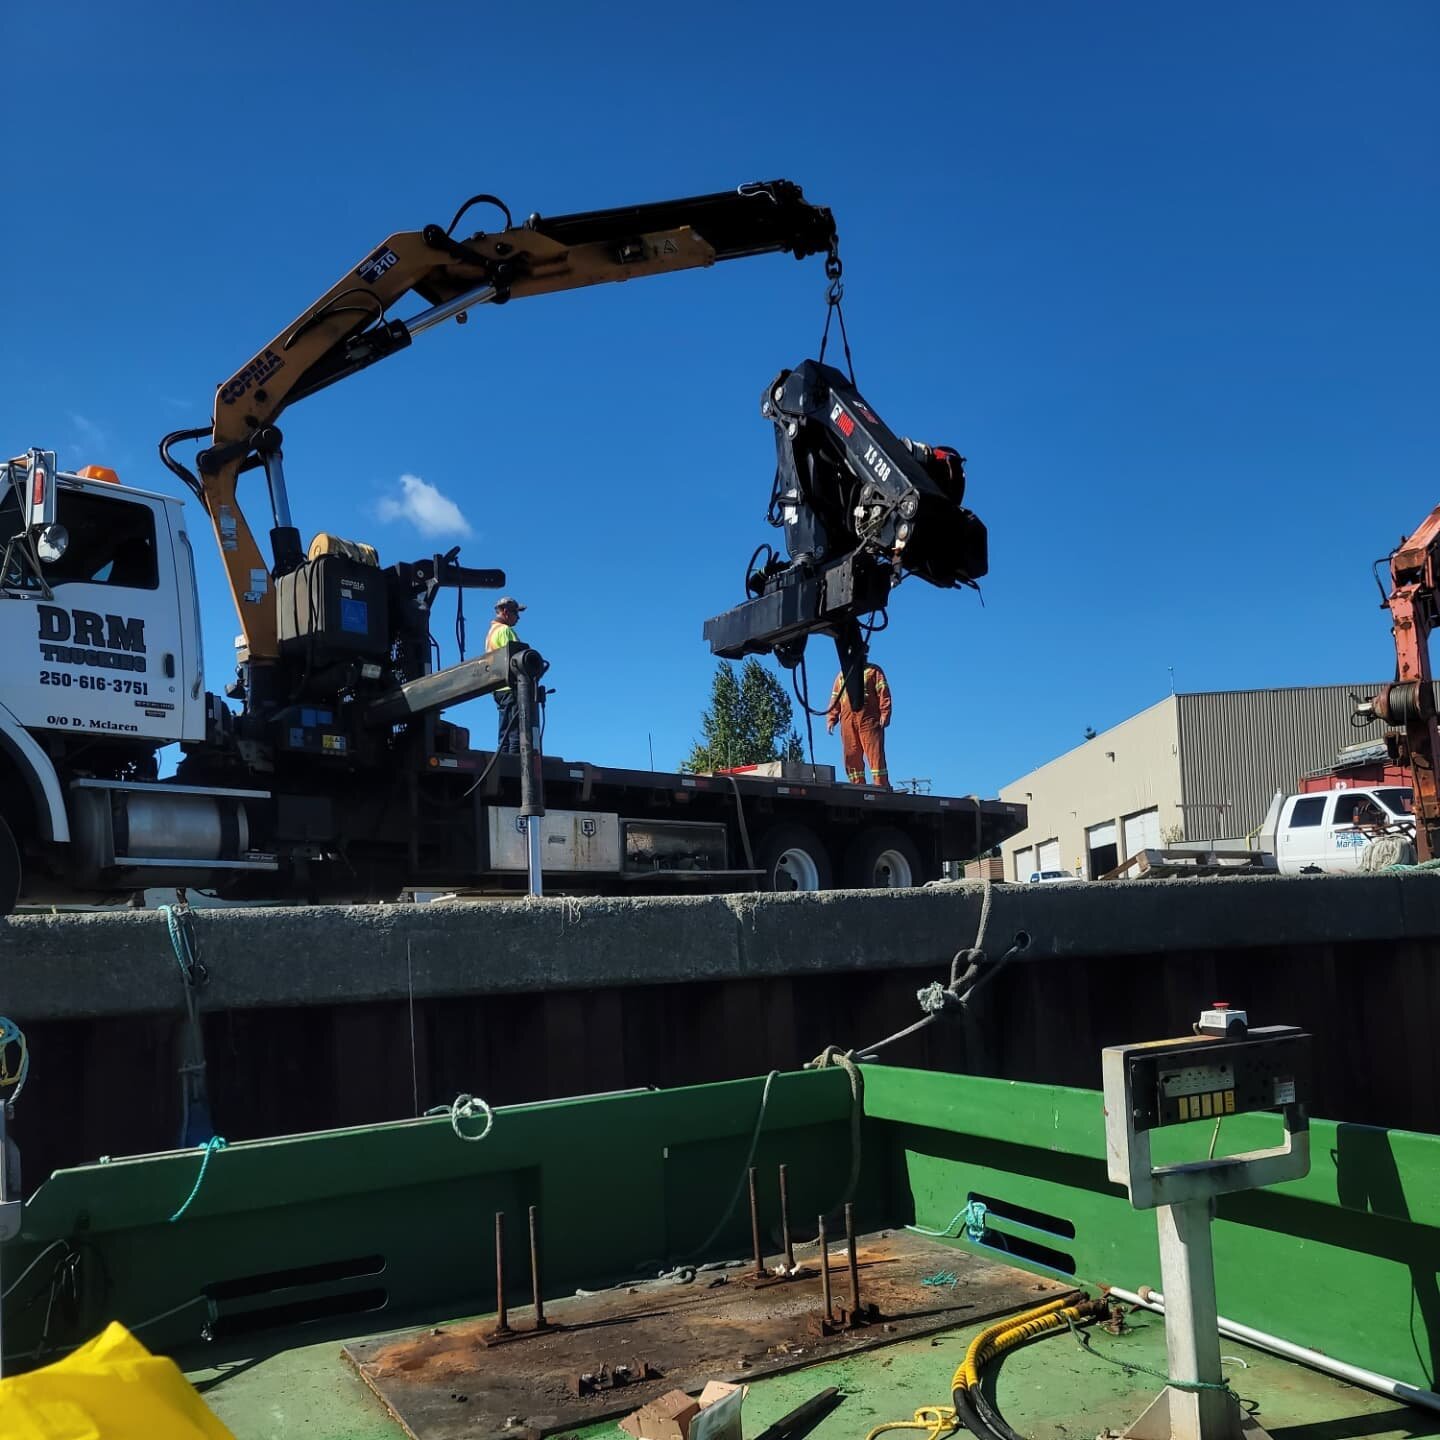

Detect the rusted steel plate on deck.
[{"left": 344, "top": 1232, "right": 1066, "bottom": 1440}]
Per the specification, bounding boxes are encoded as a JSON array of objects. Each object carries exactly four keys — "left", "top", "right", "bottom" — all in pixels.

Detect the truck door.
[
  {"left": 1327, "top": 791, "right": 1383, "bottom": 873},
  {"left": 1275, "top": 794, "right": 1327, "bottom": 873},
  {"left": 0, "top": 480, "right": 189, "bottom": 744}
]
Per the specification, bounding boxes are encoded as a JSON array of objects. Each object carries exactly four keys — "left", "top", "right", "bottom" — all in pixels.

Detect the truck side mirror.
[{"left": 35, "top": 523, "right": 68, "bottom": 564}]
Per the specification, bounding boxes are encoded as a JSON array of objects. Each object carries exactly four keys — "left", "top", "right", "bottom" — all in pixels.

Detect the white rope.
[
  {"left": 1363, "top": 835, "right": 1412, "bottom": 872},
  {"left": 973, "top": 875, "right": 993, "bottom": 954},
  {"left": 812, "top": 876, "right": 1016, "bottom": 1066},
  {"left": 449, "top": 1093, "right": 494, "bottom": 1142},
  {"left": 950, "top": 875, "right": 995, "bottom": 986}
]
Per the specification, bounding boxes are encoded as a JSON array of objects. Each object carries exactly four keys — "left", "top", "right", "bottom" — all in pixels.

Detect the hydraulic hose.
[
  {"left": 158, "top": 426, "right": 211, "bottom": 506},
  {"left": 969, "top": 1384, "right": 1027, "bottom": 1440},
  {"left": 949, "top": 1293, "right": 1106, "bottom": 1440},
  {"left": 953, "top": 1292, "right": 1082, "bottom": 1392},
  {"left": 865, "top": 1293, "right": 1103, "bottom": 1440}
]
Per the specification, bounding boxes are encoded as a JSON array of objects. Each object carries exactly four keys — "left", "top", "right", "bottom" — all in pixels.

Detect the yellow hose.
[
  {"left": 951, "top": 1292, "right": 1082, "bottom": 1397},
  {"left": 973, "top": 1305, "right": 1086, "bottom": 1373},
  {"left": 868, "top": 1292, "right": 1098, "bottom": 1440},
  {"left": 865, "top": 1405, "right": 959, "bottom": 1440}
]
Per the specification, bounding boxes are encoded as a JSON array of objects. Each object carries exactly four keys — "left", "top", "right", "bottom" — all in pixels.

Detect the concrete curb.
[{"left": 1, "top": 872, "right": 1435, "bottom": 1021}]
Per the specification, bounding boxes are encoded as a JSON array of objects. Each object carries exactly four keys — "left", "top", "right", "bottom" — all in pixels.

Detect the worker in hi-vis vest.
[
  {"left": 485, "top": 596, "right": 526, "bottom": 754},
  {"left": 826, "top": 657, "right": 892, "bottom": 789}
]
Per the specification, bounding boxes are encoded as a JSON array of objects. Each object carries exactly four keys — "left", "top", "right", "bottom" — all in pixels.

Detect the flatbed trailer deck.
[{"left": 414, "top": 749, "right": 1025, "bottom": 893}]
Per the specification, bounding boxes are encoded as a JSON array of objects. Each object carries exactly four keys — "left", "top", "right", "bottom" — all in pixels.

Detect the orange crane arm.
[
  {"left": 1357, "top": 503, "right": 1440, "bottom": 859},
  {"left": 164, "top": 182, "right": 837, "bottom": 661}
]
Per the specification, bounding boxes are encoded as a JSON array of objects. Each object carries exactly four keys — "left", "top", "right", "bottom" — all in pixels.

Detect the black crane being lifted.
[{"left": 704, "top": 359, "right": 987, "bottom": 707}]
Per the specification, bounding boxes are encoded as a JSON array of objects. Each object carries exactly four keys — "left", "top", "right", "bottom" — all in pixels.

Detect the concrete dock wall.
[{"left": 3, "top": 874, "right": 1436, "bottom": 1181}]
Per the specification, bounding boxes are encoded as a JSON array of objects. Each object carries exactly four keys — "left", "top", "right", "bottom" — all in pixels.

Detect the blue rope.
[
  {"left": 158, "top": 904, "right": 214, "bottom": 1146},
  {"left": 1065, "top": 1314, "right": 1235, "bottom": 1394},
  {"left": 0, "top": 1015, "right": 29, "bottom": 1104},
  {"left": 168, "top": 1136, "right": 227, "bottom": 1223},
  {"left": 906, "top": 1199, "right": 990, "bottom": 1242},
  {"left": 159, "top": 904, "right": 202, "bottom": 982}
]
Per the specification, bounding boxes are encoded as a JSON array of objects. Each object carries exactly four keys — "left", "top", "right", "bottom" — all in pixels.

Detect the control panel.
[
  {"left": 1122, "top": 1025, "right": 1309, "bottom": 1132},
  {"left": 1101, "top": 1009, "right": 1310, "bottom": 1440},
  {"left": 1103, "top": 1008, "right": 1310, "bottom": 1211}
]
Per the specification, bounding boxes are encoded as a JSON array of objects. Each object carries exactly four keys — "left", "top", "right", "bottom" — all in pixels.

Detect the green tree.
[{"left": 684, "top": 658, "right": 806, "bottom": 772}]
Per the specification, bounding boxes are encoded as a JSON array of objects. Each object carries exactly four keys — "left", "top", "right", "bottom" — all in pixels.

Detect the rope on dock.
[{"left": 809, "top": 878, "right": 1031, "bottom": 1071}]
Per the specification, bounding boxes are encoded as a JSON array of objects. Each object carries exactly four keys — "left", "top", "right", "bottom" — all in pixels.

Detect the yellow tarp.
[{"left": 0, "top": 1322, "right": 234, "bottom": 1440}]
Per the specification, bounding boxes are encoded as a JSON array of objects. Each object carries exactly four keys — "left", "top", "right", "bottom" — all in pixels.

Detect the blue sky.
[{"left": 4, "top": 3, "right": 1436, "bottom": 796}]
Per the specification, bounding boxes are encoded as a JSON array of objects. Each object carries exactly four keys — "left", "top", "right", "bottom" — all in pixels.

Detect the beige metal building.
[{"left": 999, "top": 683, "right": 1383, "bottom": 880}]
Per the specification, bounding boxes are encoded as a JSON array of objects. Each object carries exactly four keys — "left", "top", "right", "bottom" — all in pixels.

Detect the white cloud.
[
  {"left": 68, "top": 412, "right": 108, "bottom": 448},
  {"left": 64, "top": 413, "right": 127, "bottom": 471},
  {"left": 375, "top": 473, "right": 473, "bottom": 539}
]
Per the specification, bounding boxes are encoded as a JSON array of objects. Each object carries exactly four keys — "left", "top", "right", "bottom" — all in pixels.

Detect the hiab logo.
[{"left": 37, "top": 604, "right": 148, "bottom": 673}]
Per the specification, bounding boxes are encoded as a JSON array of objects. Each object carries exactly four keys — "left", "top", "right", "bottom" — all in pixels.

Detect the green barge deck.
[
  {"left": 190, "top": 1285, "right": 1440, "bottom": 1440},
  {"left": 4, "top": 1064, "right": 1440, "bottom": 1439}
]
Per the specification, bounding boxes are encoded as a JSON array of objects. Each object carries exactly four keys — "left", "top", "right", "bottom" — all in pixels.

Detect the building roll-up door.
[
  {"left": 1037, "top": 838, "right": 1062, "bottom": 873},
  {"left": 1123, "top": 808, "right": 1161, "bottom": 857},
  {"left": 1013, "top": 846, "right": 1034, "bottom": 881},
  {"left": 1086, "top": 820, "right": 1118, "bottom": 878}
]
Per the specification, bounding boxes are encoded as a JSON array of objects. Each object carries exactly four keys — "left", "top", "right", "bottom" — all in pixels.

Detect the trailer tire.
[
  {"left": 0, "top": 813, "right": 20, "bottom": 918},
  {"left": 844, "top": 827, "right": 924, "bottom": 889},
  {"left": 757, "top": 824, "right": 833, "bottom": 893}
]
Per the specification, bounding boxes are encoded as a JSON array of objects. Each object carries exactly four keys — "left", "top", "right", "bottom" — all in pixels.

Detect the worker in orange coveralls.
[{"left": 826, "top": 657, "right": 892, "bottom": 789}]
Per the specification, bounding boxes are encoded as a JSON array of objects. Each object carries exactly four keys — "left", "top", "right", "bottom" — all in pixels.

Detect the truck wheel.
[
  {"left": 0, "top": 814, "right": 20, "bottom": 918},
  {"left": 757, "top": 824, "right": 833, "bottom": 893},
  {"left": 844, "top": 827, "right": 924, "bottom": 889}
]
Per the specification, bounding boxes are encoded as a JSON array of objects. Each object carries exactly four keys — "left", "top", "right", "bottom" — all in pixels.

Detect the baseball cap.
[{"left": 496, "top": 596, "right": 526, "bottom": 611}]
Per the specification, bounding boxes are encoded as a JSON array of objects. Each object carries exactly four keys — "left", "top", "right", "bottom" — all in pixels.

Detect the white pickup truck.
[
  {"left": 1160, "top": 785, "right": 1416, "bottom": 877},
  {"left": 1265, "top": 785, "right": 1414, "bottom": 875}
]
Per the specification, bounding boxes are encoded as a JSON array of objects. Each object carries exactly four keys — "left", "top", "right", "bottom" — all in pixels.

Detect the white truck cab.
[
  {"left": 1272, "top": 786, "right": 1414, "bottom": 875},
  {"left": 0, "top": 465, "right": 205, "bottom": 748},
  {"left": 0, "top": 456, "right": 221, "bottom": 907}
]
